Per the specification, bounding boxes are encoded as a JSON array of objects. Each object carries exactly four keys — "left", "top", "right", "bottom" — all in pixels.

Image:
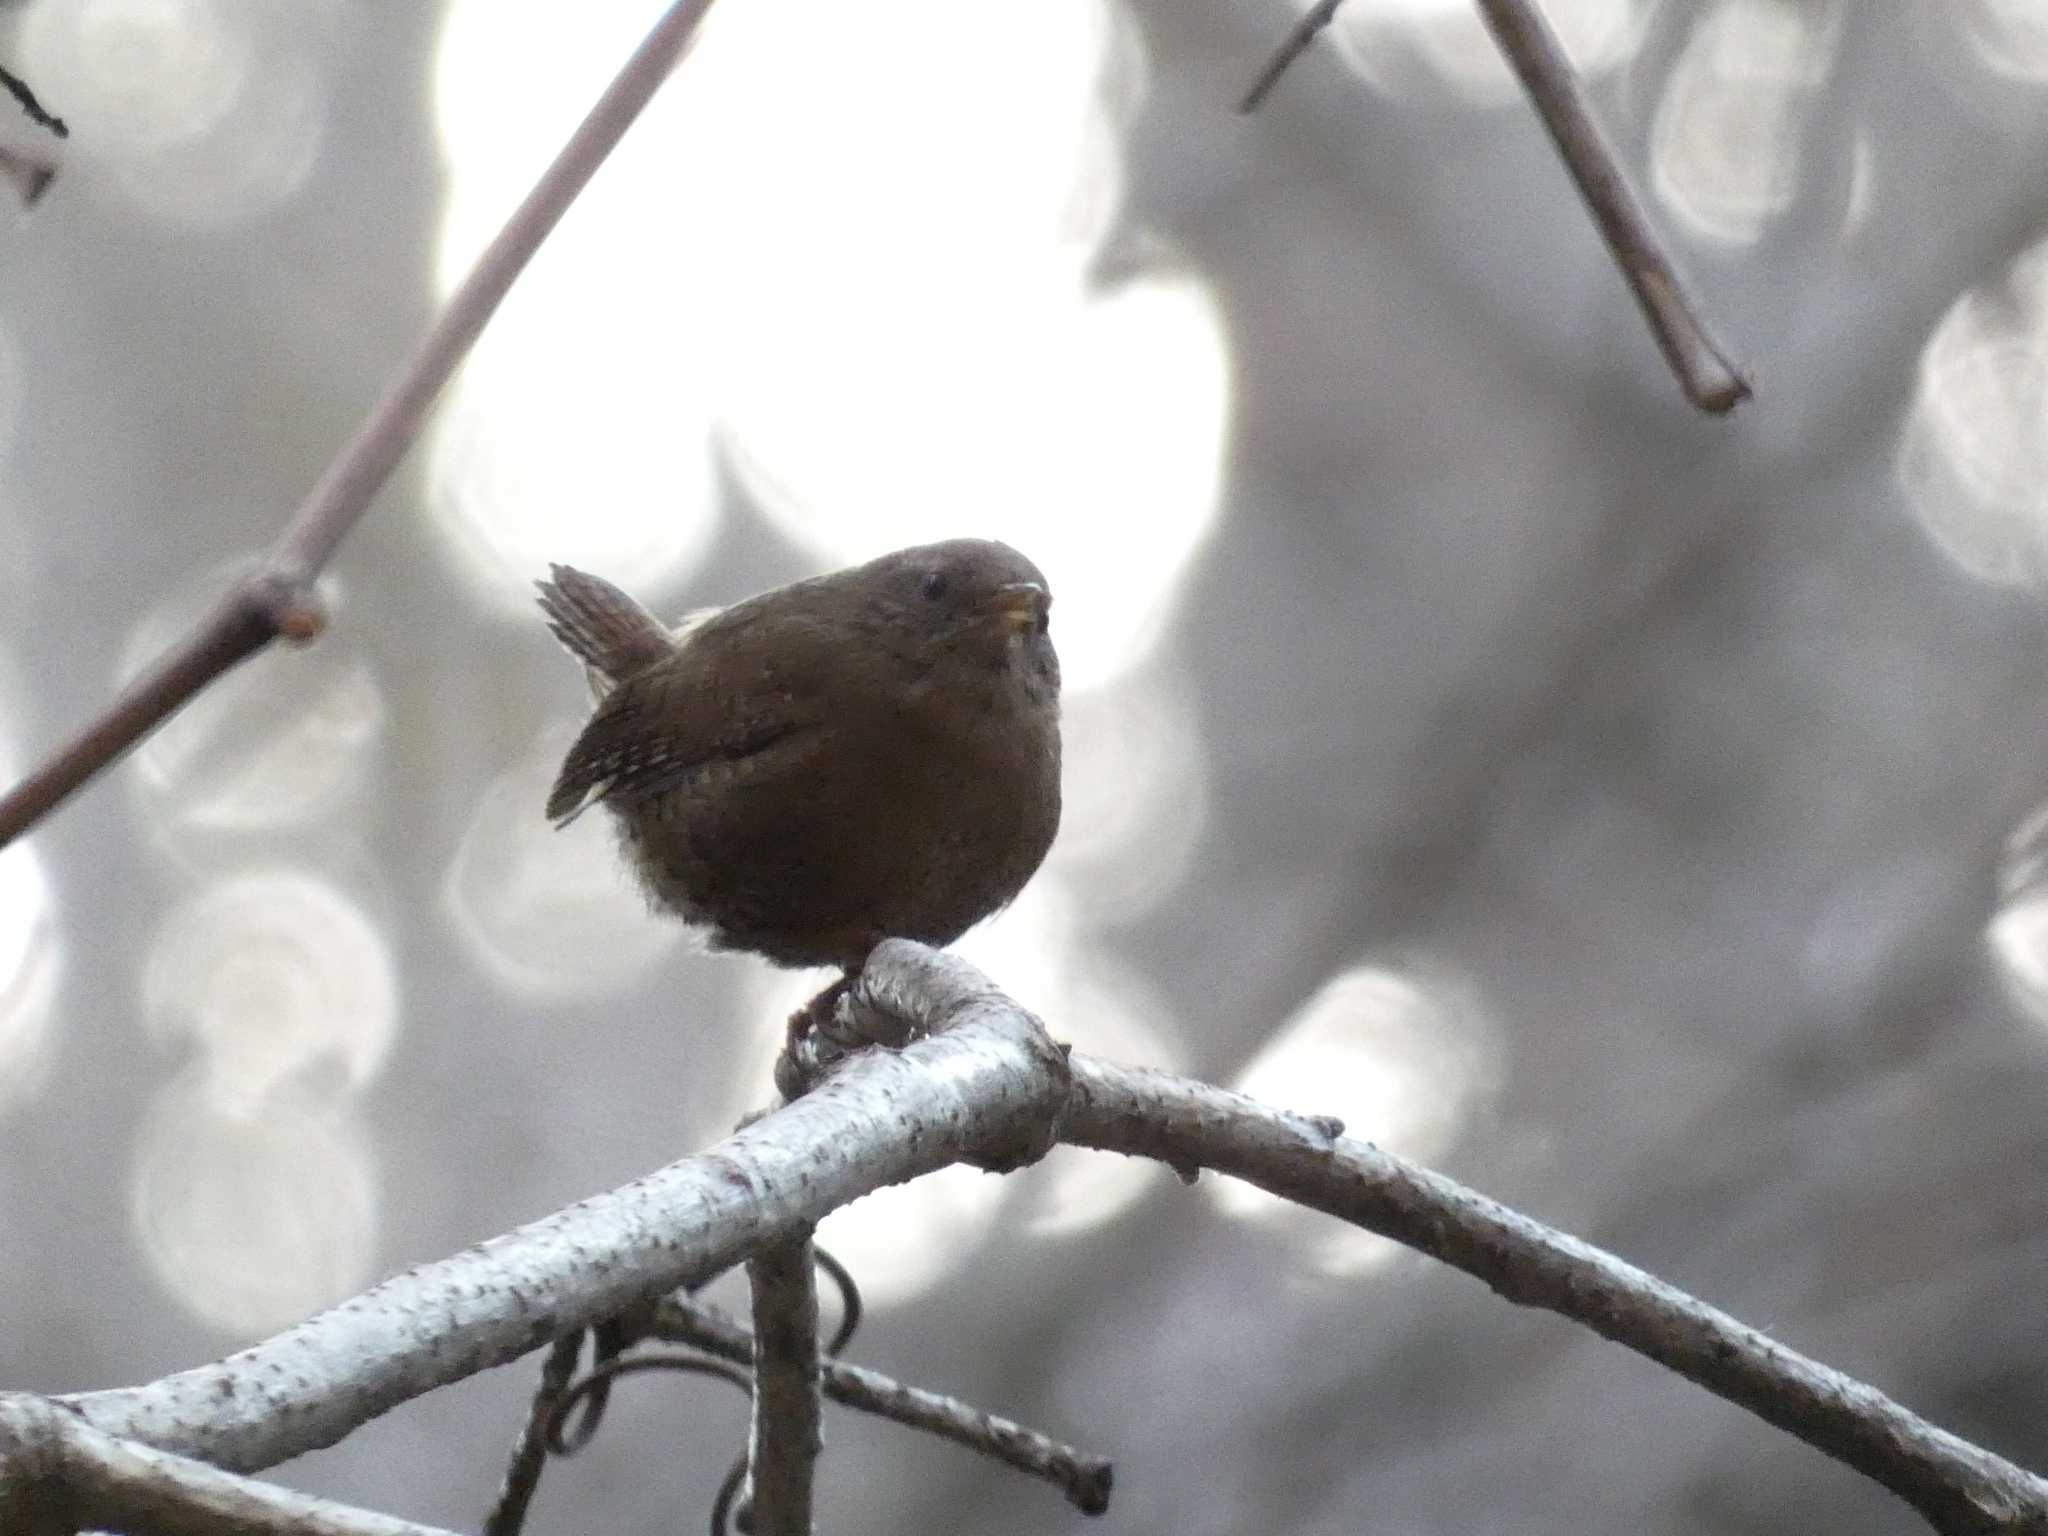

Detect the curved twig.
[
  {"left": 813, "top": 1247, "right": 862, "bottom": 1358},
  {"left": 544, "top": 1354, "right": 754, "bottom": 1454},
  {"left": 649, "top": 1294, "right": 1114, "bottom": 1515}
]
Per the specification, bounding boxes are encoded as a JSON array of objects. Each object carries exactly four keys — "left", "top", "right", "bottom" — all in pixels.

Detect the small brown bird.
[{"left": 538, "top": 540, "right": 1062, "bottom": 972}]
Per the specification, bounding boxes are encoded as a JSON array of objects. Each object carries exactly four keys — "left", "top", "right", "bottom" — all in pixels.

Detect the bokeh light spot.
[
  {"left": 1990, "top": 891, "right": 2048, "bottom": 1027},
  {"left": 1966, "top": 0, "right": 2048, "bottom": 81},
  {"left": 814, "top": 1164, "right": 1010, "bottom": 1310},
  {"left": 720, "top": 273, "right": 1229, "bottom": 692},
  {"left": 444, "top": 725, "right": 683, "bottom": 997},
  {"left": 423, "top": 266, "right": 722, "bottom": 617},
  {"left": 429, "top": 2, "right": 720, "bottom": 614},
  {"left": 1650, "top": 0, "right": 1841, "bottom": 247},
  {"left": 0, "top": 836, "right": 60, "bottom": 1115},
  {"left": 1011, "top": 949, "right": 1182, "bottom": 1237},
  {"left": 1209, "top": 964, "right": 1494, "bottom": 1275},
  {"left": 432, "top": 0, "right": 1221, "bottom": 686},
  {"left": 1991, "top": 802, "right": 2048, "bottom": 1027},
  {"left": 20, "top": 0, "right": 328, "bottom": 226},
  {"left": 1049, "top": 668, "right": 1207, "bottom": 926},
  {"left": 142, "top": 869, "right": 396, "bottom": 1117},
  {"left": 434, "top": 1, "right": 672, "bottom": 288},
  {"left": 1898, "top": 240, "right": 2048, "bottom": 587},
  {"left": 131, "top": 1068, "right": 376, "bottom": 1334},
  {"left": 119, "top": 567, "right": 382, "bottom": 848}
]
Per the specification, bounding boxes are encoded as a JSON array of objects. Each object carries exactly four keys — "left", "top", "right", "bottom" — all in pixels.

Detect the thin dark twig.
[
  {"left": 543, "top": 1353, "right": 755, "bottom": 1456},
  {"left": 1238, "top": 0, "right": 1345, "bottom": 112},
  {"left": 651, "top": 1296, "right": 1115, "bottom": 1515},
  {"left": 0, "top": 0, "right": 721, "bottom": 850},
  {"left": 0, "top": 62, "right": 66, "bottom": 137},
  {"left": 812, "top": 1247, "right": 861, "bottom": 1357},
  {"left": 482, "top": 1332, "right": 584, "bottom": 1536},
  {"left": 552, "top": 1317, "right": 634, "bottom": 1453},
  {"left": 1235, "top": 0, "right": 1750, "bottom": 413},
  {"left": 545, "top": 1352, "right": 756, "bottom": 1536}
]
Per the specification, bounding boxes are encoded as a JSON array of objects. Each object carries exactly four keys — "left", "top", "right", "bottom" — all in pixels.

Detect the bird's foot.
[
  {"left": 786, "top": 976, "right": 852, "bottom": 1049},
  {"left": 775, "top": 976, "right": 859, "bottom": 1100},
  {"left": 775, "top": 954, "right": 932, "bottom": 1099}
]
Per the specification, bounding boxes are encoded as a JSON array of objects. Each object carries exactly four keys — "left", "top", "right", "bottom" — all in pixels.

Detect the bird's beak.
[{"left": 988, "top": 581, "right": 1051, "bottom": 634}]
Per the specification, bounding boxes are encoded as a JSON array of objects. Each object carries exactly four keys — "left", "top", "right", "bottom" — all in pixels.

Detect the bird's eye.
[{"left": 918, "top": 570, "right": 948, "bottom": 601}]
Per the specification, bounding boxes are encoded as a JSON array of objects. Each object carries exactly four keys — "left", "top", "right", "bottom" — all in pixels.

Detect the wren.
[{"left": 538, "top": 540, "right": 1062, "bottom": 972}]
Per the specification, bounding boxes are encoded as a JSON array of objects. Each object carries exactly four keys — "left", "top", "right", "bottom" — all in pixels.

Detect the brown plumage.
[{"left": 538, "top": 540, "right": 1062, "bottom": 971}]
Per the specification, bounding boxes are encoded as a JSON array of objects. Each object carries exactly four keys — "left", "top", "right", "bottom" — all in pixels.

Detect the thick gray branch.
[
  {"left": 1061, "top": 1057, "right": 2048, "bottom": 1536},
  {"left": 745, "top": 1237, "right": 822, "bottom": 1536},
  {"left": 0, "top": 1394, "right": 459, "bottom": 1536},
  {"left": 62, "top": 959, "right": 1070, "bottom": 1474}
]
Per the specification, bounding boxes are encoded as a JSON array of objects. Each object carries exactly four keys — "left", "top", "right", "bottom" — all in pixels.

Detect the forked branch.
[{"left": 13, "top": 943, "right": 2038, "bottom": 1536}]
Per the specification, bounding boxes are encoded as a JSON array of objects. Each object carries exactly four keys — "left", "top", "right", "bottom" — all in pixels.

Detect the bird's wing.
[{"left": 544, "top": 604, "right": 839, "bottom": 826}]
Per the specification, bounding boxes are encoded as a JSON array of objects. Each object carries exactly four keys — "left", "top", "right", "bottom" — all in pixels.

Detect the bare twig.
[
  {"left": 482, "top": 1332, "right": 583, "bottom": 1536},
  {"left": 651, "top": 1295, "right": 1114, "bottom": 1515},
  {"left": 0, "top": 1393, "right": 460, "bottom": 1536},
  {"left": 1474, "top": 0, "right": 1749, "bottom": 412},
  {"left": 744, "top": 1237, "right": 823, "bottom": 1536},
  {"left": 1061, "top": 1058, "right": 2048, "bottom": 1536},
  {"left": 0, "top": 63, "right": 65, "bottom": 138},
  {"left": 0, "top": 0, "right": 720, "bottom": 850},
  {"left": 1237, "top": 0, "right": 1345, "bottom": 112},
  {"left": 1238, "top": 0, "right": 1751, "bottom": 413}
]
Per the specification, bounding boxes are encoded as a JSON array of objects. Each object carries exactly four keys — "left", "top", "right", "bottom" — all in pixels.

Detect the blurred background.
[{"left": 0, "top": 0, "right": 2044, "bottom": 1530}]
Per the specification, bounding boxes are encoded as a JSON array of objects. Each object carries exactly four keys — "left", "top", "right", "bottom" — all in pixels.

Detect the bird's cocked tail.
[{"left": 535, "top": 564, "right": 676, "bottom": 688}]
